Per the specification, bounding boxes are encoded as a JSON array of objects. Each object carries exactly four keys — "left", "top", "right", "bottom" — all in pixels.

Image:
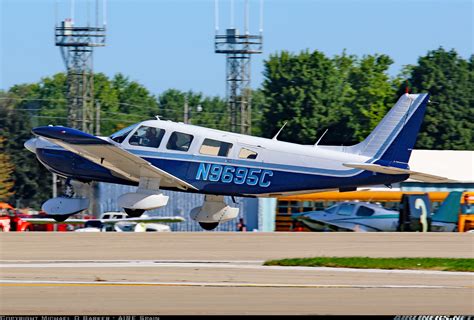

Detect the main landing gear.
[
  {"left": 118, "top": 177, "right": 169, "bottom": 218},
  {"left": 191, "top": 195, "right": 239, "bottom": 231}
]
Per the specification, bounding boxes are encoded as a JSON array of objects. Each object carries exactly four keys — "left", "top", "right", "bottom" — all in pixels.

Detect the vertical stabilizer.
[
  {"left": 431, "top": 191, "right": 462, "bottom": 224},
  {"left": 348, "top": 93, "right": 430, "bottom": 165}
]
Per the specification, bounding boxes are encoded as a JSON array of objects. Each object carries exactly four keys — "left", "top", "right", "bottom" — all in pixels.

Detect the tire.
[
  {"left": 50, "top": 215, "right": 70, "bottom": 222},
  {"left": 124, "top": 208, "right": 145, "bottom": 218},
  {"left": 199, "top": 222, "right": 219, "bottom": 231}
]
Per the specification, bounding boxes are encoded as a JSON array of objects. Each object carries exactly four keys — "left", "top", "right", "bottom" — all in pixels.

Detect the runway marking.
[
  {"left": 1, "top": 260, "right": 473, "bottom": 276},
  {"left": 0, "top": 279, "right": 470, "bottom": 289}
]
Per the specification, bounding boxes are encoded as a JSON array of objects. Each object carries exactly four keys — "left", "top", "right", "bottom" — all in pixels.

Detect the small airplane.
[
  {"left": 74, "top": 220, "right": 172, "bottom": 232},
  {"left": 22, "top": 211, "right": 184, "bottom": 228},
  {"left": 24, "top": 93, "right": 452, "bottom": 230},
  {"left": 292, "top": 191, "right": 463, "bottom": 232}
]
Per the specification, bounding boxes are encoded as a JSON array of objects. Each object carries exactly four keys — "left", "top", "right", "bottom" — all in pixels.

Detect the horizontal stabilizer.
[{"left": 343, "top": 163, "right": 454, "bottom": 183}]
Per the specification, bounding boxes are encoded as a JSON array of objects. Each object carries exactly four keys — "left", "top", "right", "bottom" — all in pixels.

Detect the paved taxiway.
[{"left": 1, "top": 233, "right": 473, "bottom": 314}]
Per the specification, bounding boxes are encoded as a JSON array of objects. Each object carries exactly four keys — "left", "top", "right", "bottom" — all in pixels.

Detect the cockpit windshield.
[{"left": 109, "top": 124, "right": 138, "bottom": 143}]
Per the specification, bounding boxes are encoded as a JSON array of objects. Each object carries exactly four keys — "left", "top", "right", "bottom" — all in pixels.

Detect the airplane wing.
[
  {"left": 32, "top": 126, "right": 197, "bottom": 191},
  {"left": 100, "top": 216, "right": 185, "bottom": 224},
  {"left": 22, "top": 216, "right": 185, "bottom": 224},
  {"left": 343, "top": 163, "right": 454, "bottom": 183},
  {"left": 20, "top": 218, "right": 87, "bottom": 225}
]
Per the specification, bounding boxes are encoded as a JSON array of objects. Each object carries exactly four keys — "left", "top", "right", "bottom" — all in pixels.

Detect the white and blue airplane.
[{"left": 24, "top": 93, "right": 451, "bottom": 230}]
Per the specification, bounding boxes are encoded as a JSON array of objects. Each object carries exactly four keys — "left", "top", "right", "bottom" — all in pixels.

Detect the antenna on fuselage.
[
  {"left": 272, "top": 121, "right": 288, "bottom": 140},
  {"left": 314, "top": 128, "right": 329, "bottom": 146},
  {"left": 155, "top": 115, "right": 161, "bottom": 120}
]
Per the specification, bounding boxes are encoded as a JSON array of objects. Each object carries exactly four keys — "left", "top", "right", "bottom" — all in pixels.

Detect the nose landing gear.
[{"left": 41, "top": 178, "right": 90, "bottom": 222}]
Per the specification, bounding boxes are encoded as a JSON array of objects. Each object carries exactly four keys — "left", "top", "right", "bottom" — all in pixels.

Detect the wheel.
[
  {"left": 50, "top": 215, "right": 70, "bottom": 222},
  {"left": 199, "top": 222, "right": 219, "bottom": 230},
  {"left": 124, "top": 208, "right": 145, "bottom": 218}
]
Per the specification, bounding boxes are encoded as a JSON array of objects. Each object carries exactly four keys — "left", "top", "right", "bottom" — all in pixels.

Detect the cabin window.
[
  {"left": 199, "top": 138, "right": 233, "bottom": 157},
  {"left": 167, "top": 132, "right": 194, "bottom": 152},
  {"left": 110, "top": 124, "right": 138, "bottom": 143},
  {"left": 337, "top": 203, "right": 355, "bottom": 216},
  {"left": 356, "top": 206, "right": 375, "bottom": 217},
  {"left": 128, "top": 126, "right": 165, "bottom": 148},
  {"left": 238, "top": 148, "right": 258, "bottom": 159}
]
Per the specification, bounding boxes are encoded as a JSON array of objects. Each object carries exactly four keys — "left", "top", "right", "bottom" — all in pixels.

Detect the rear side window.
[
  {"left": 356, "top": 206, "right": 375, "bottom": 217},
  {"left": 239, "top": 148, "right": 258, "bottom": 159},
  {"left": 200, "top": 138, "right": 233, "bottom": 157},
  {"left": 167, "top": 132, "right": 194, "bottom": 152}
]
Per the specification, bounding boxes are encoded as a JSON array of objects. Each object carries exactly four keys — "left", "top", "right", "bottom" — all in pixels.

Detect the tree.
[
  {"left": 261, "top": 50, "right": 351, "bottom": 145},
  {"left": 158, "top": 89, "right": 229, "bottom": 131},
  {"left": 346, "top": 54, "right": 396, "bottom": 141},
  {"left": 260, "top": 50, "right": 396, "bottom": 145},
  {"left": 0, "top": 136, "right": 15, "bottom": 202},
  {"left": 0, "top": 91, "right": 52, "bottom": 208},
  {"left": 399, "top": 48, "right": 473, "bottom": 150}
]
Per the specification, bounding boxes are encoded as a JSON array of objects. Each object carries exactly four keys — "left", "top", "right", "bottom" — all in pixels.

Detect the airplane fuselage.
[{"left": 28, "top": 119, "right": 408, "bottom": 197}]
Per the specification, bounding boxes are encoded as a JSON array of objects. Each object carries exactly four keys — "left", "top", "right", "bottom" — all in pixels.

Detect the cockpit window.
[
  {"left": 128, "top": 126, "right": 165, "bottom": 148},
  {"left": 239, "top": 148, "right": 258, "bottom": 159},
  {"left": 167, "top": 132, "right": 194, "bottom": 152},
  {"left": 199, "top": 138, "right": 233, "bottom": 157},
  {"left": 109, "top": 124, "right": 138, "bottom": 143}
]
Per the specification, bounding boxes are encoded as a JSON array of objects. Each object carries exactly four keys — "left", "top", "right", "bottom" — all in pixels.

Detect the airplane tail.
[
  {"left": 431, "top": 191, "right": 463, "bottom": 224},
  {"left": 348, "top": 93, "right": 430, "bottom": 166}
]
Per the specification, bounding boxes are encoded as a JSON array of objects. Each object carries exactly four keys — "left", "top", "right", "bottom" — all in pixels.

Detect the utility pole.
[
  {"left": 184, "top": 95, "right": 189, "bottom": 124},
  {"left": 95, "top": 100, "right": 101, "bottom": 135}
]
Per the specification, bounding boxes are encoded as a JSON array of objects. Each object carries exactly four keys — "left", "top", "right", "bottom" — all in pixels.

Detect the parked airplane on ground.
[
  {"left": 74, "top": 220, "right": 172, "bottom": 232},
  {"left": 23, "top": 211, "right": 183, "bottom": 227},
  {"left": 25, "top": 93, "right": 451, "bottom": 230},
  {"left": 293, "top": 192, "right": 463, "bottom": 232}
]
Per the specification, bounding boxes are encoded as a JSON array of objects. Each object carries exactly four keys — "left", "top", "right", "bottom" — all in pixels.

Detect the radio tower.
[
  {"left": 55, "top": 0, "right": 106, "bottom": 134},
  {"left": 214, "top": 0, "right": 263, "bottom": 134}
]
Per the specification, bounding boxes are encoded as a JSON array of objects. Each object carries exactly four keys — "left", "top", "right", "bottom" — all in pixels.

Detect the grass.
[{"left": 263, "top": 257, "right": 474, "bottom": 272}]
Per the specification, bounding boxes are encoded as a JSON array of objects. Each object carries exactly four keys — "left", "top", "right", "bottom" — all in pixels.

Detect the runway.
[{"left": 1, "top": 233, "right": 473, "bottom": 314}]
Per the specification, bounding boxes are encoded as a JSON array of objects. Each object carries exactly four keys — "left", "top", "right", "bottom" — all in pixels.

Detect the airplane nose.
[{"left": 24, "top": 138, "right": 37, "bottom": 153}]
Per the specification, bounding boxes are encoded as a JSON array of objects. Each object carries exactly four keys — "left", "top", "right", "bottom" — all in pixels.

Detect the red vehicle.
[{"left": 0, "top": 202, "right": 71, "bottom": 232}]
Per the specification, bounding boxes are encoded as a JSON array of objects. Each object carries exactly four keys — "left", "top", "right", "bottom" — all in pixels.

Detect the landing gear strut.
[{"left": 64, "top": 178, "right": 75, "bottom": 197}]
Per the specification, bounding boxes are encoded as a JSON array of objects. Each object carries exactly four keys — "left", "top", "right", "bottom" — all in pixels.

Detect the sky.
[{"left": 1, "top": 0, "right": 472, "bottom": 97}]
